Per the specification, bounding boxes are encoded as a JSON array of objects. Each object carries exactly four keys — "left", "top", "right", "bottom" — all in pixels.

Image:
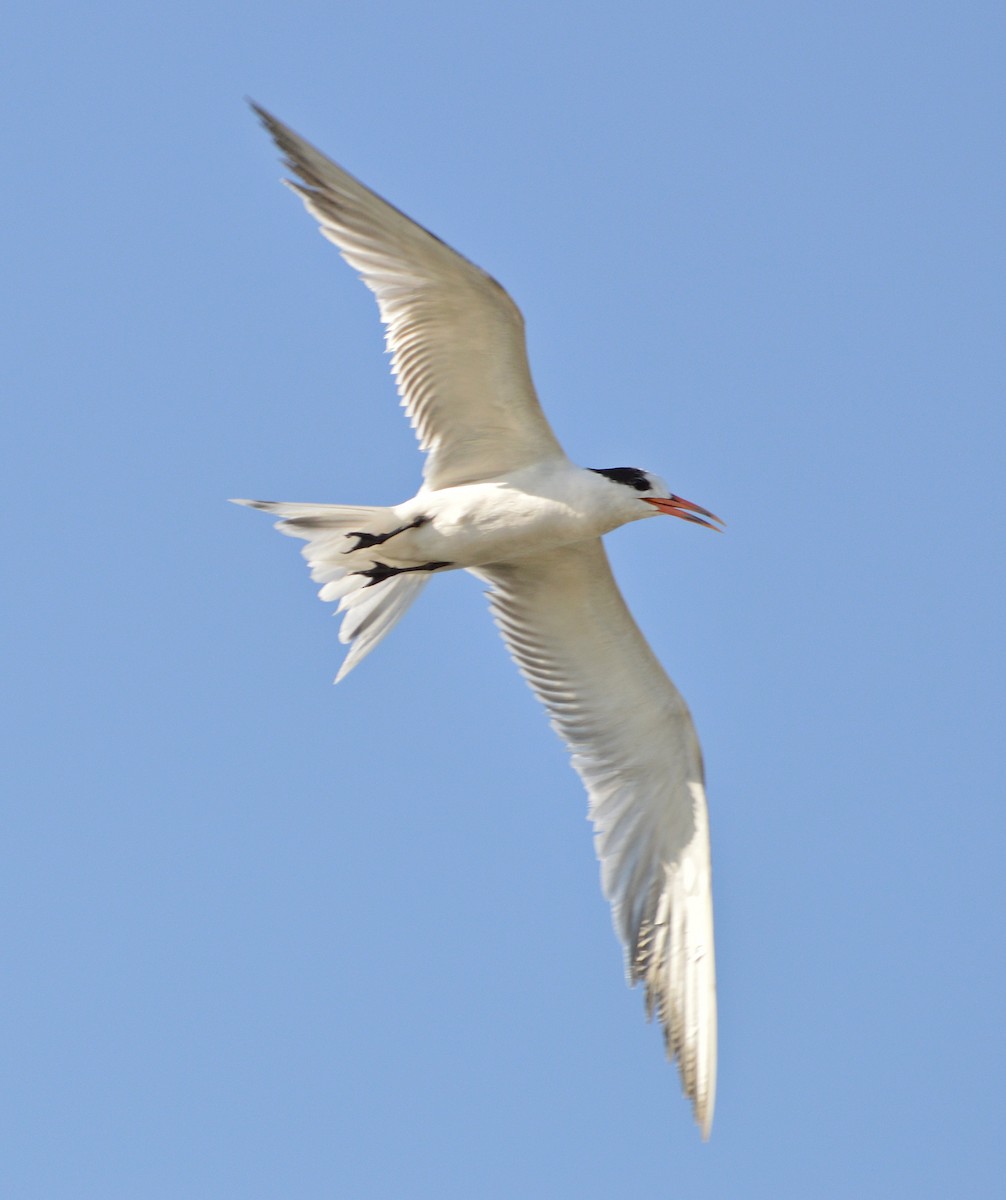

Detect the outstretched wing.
[
  {"left": 253, "top": 105, "right": 567, "bottom": 490},
  {"left": 476, "top": 541, "right": 717, "bottom": 1137}
]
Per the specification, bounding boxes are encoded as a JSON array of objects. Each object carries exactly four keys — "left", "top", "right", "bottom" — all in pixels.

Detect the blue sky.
[{"left": 4, "top": 1, "right": 1005, "bottom": 1196}]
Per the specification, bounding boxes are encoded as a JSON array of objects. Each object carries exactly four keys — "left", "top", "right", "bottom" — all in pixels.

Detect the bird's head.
[{"left": 589, "top": 467, "right": 723, "bottom": 530}]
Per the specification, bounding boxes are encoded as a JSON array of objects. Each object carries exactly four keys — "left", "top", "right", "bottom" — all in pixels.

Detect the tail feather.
[
  {"left": 232, "top": 498, "right": 428, "bottom": 680},
  {"left": 334, "top": 572, "right": 428, "bottom": 682}
]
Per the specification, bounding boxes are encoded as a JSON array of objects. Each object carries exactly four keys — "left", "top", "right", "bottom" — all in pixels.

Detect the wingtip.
[
  {"left": 247, "top": 100, "right": 301, "bottom": 160},
  {"left": 247, "top": 102, "right": 319, "bottom": 187},
  {"left": 245, "top": 97, "right": 272, "bottom": 126},
  {"left": 694, "top": 1048, "right": 717, "bottom": 1140}
]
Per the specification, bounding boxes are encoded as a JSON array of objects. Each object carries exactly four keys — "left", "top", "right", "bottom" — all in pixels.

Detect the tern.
[{"left": 236, "top": 105, "right": 722, "bottom": 1137}]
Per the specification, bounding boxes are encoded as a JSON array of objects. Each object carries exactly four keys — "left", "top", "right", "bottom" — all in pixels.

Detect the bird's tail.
[{"left": 232, "top": 499, "right": 429, "bottom": 681}]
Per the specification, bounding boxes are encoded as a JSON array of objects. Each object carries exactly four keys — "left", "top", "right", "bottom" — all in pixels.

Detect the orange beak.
[{"left": 643, "top": 494, "right": 724, "bottom": 531}]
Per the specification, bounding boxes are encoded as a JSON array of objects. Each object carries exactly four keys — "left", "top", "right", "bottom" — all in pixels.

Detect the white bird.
[{"left": 236, "top": 105, "right": 722, "bottom": 1138}]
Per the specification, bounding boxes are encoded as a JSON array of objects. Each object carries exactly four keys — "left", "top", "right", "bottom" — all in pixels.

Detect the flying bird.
[{"left": 236, "top": 105, "right": 722, "bottom": 1137}]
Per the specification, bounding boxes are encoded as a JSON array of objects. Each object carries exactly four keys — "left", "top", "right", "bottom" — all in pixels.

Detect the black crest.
[{"left": 589, "top": 467, "right": 651, "bottom": 492}]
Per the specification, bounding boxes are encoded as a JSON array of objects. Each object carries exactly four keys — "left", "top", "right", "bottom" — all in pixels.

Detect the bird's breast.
[{"left": 392, "top": 469, "right": 629, "bottom": 568}]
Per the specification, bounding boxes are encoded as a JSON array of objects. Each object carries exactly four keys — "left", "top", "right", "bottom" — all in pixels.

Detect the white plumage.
[{"left": 235, "top": 105, "right": 722, "bottom": 1137}]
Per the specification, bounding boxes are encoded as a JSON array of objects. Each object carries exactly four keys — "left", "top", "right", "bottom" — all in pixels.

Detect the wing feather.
[
  {"left": 252, "top": 106, "right": 567, "bottom": 488},
  {"left": 476, "top": 542, "right": 717, "bottom": 1137}
]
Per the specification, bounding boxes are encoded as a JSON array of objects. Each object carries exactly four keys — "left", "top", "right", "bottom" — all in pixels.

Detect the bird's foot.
[
  {"left": 344, "top": 516, "right": 429, "bottom": 553},
  {"left": 354, "top": 560, "right": 451, "bottom": 588}
]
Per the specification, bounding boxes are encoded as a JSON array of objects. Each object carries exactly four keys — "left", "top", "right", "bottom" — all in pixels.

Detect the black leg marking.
[
  {"left": 355, "top": 560, "right": 452, "bottom": 588},
  {"left": 344, "top": 515, "right": 429, "bottom": 553}
]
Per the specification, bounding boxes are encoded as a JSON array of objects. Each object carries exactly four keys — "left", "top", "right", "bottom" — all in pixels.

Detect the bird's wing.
[
  {"left": 253, "top": 106, "right": 567, "bottom": 490},
  {"left": 475, "top": 541, "right": 717, "bottom": 1136}
]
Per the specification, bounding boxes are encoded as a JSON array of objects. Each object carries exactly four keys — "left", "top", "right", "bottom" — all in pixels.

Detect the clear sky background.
[{"left": 4, "top": 2, "right": 1004, "bottom": 1196}]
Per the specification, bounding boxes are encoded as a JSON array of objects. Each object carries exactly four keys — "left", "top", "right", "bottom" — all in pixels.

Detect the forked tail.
[{"left": 232, "top": 499, "right": 430, "bottom": 681}]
